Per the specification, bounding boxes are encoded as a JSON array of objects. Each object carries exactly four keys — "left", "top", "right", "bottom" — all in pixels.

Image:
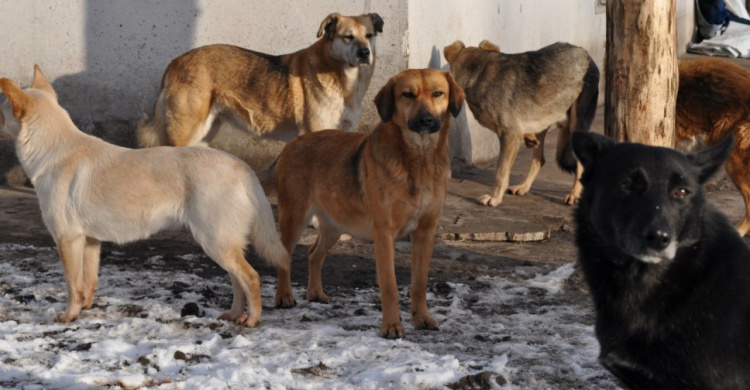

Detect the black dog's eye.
[
  {"left": 402, "top": 91, "right": 416, "bottom": 99},
  {"left": 342, "top": 35, "right": 354, "bottom": 42},
  {"left": 672, "top": 188, "right": 690, "bottom": 199},
  {"left": 366, "top": 33, "right": 373, "bottom": 39},
  {"left": 432, "top": 91, "right": 444, "bottom": 98}
]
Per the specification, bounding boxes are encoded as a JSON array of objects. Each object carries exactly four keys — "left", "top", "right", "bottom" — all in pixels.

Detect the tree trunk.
[{"left": 605, "top": 0, "right": 677, "bottom": 146}]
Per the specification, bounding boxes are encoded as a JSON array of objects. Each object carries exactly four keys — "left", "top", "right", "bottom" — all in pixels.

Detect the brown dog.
[
  {"left": 676, "top": 58, "right": 750, "bottom": 236},
  {"left": 444, "top": 40, "right": 599, "bottom": 206},
  {"left": 271, "top": 68, "right": 464, "bottom": 339},
  {"left": 137, "top": 12, "right": 383, "bottom": 147}
]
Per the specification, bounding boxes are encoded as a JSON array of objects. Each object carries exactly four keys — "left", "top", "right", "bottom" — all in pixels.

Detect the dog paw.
[
  {"left": 218, "top": 311, "right": 242, "bottom": 322},
  {"left": 507, "top": 185, "right": 529, "bottom": 196},
  {"left": 413, "top": 313, "right": 439, "bottom": 331},
  {"left": 563, "top": 194, "right": 579, "bottom": 206},
  {"left": 54, "top": 312, "right": 79, "bottom": 323},
  {"left": 237, "top": 314, "right": 259, "bottom": 328},
  {"left": 477, "top": 194, "right": 502, "bottom": 207},
  {"left": 274, "top": 292, "right": 297, "bottom": 308},
  {"left": 380, "top": 321, "right": 406, "bottom": 339},
  {"left": 306, "top": 290, "right": 330, "bottom": 304}
]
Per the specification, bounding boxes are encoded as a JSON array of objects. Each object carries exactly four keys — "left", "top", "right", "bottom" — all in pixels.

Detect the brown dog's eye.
[
  {"left": 402, "top": 91, "right": 416, "bottom": 99},
  {"left": 432, "top": 91, "right": 445, "bottom": 98},
  {"left": 673, "top": 188, "right": 690, "bottom": 199},
  {"left": 342, "top": 35, "right": 354, "bottom": 42}
]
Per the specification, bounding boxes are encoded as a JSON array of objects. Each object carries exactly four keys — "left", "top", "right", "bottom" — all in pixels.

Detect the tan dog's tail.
[
  {"left": 557, "top": 56, "right": 600, "bottom": 173},
  {"left": 136, "top": 92, "right": 169, "bottom": 148},
  {"left": 246, "top": 173, "right": 289, "bottom": 271}
]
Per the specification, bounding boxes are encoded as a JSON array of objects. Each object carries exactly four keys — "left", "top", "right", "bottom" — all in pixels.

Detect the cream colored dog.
[{"left": 0, "top": 66, "right": 288, "bottom": 327}]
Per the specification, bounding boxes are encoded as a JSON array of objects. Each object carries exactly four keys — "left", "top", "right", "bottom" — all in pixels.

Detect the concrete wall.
[{"left": 0, "top": 0, "right": 696, "bottom": 180}]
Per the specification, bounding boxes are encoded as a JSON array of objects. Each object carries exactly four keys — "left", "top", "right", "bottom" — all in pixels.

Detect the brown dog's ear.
[
  {"left": 478, "top": 39, "right": 500, "bottom": 52},
  {"left": 443, "top": 41, "right": 465, "bottom": 64},
  {"left": 31, "top": 64, "right": 57, "bottom": 101},
  {"left": 370, "top": 13, "right": 384, "bottom": 34},
  {"left": 317, "top": 13, "right": 342, "bottom": 39},
  {"left": 446, "top": 73, "right": 465, "bottom": 118},
  {"left": 0, "top": 78, "right": 33, "bottom": 121},
  {"left": 374, "top": 78, "right": 396, "bottom": 122}
]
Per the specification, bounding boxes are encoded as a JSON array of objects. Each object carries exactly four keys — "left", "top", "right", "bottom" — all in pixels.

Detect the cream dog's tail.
[{"left": 246, "top": 172, "right": 289, "bottom": 271}]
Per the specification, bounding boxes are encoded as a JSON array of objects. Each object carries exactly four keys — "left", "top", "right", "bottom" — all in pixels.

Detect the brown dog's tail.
[
  {"left": 136, "top": 92, "right": 169, "bottom": 148},
  {"left": 557, "top": 56, "right": 600, "bottom": 173}
]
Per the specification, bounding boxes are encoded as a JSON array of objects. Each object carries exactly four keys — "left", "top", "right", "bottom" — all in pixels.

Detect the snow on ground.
[{"left": 0, "top": 244, "right": 620, "bottom": 389}]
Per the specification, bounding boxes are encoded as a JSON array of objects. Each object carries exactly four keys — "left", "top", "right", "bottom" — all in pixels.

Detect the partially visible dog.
[
  {"left": 0, "top": 66, "right": 289, "bottom": 327},
  {"left": 271, "top": 68, "right": 464, "bottom": 339},
  {"left": 443, "top": 40, "right": 599, "bottom": 206},
  {"left": 573, "top": 132, "right": 750, "bottom": 389},
  {"left": 137, "top": 12, "right": 383, "bottom": 147},
  {"left": 676, "top": 58, "right": 750, "bottom": 236}
]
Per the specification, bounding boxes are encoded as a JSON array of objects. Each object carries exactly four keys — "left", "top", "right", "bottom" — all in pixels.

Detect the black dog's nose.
[
  {"left": 644, "top": 228, "right": 671, "bottom": 251},
  {"left": 358, "top": 47, "right": 370, "bottom": 59}
]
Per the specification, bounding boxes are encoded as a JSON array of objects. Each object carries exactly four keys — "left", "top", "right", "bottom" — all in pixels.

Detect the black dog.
[{"left": 572, "top": 132, "right": 750, "bottom": 390}]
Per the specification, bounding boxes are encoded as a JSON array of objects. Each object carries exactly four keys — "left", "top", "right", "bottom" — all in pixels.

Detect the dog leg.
[
  {"left": 163, "top": 89, "right": 213, "bottom": 146},
  {"left": 509, "top": 129, "right": 547, "bottom": 196},
  {"left": 215, "top": 248, "right": 262, "bottom": 327},
  {"left": 82, "top": 237, "right": 101, "bottom": 309},
  {"left": 218, "top": 274, "right": 247, "bottom": 322},
  {"left": 373, "top": 230, "right": 404, "bottom": 339},
  {"left": 725, "top": 145, "right": 750, "bottom": 236},
  {"left": 306, "top": 220, "right": 341, "bottom": 303},
  {"left": 275, "top": 207, "right": 307, "bottom": 308},
  {"left": 478, "top": 130, "right": 522, "bottom": 207},
  {"left": 409, "top": 222, "right": 439, "bottom": 331},
  {"left": 564, "top": 160, "right": 585, "bottom": 205},
  {"left": 55, "top": 235, "right": 87, "bottom": 323}
]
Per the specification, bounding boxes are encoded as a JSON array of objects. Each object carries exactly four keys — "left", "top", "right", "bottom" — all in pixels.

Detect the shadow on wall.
[
  {"left": 54, "top": 1, "right": 199, "bottom": 148},
  {"left": 427, "top": 45, "right": 473, "bottom": 171}
]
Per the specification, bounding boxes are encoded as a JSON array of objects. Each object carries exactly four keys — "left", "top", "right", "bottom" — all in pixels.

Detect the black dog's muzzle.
[{"left": 408, "top": 110, "right": 440, "bottom": 135}]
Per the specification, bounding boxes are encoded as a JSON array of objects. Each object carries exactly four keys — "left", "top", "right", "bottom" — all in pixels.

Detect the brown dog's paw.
[
  {"left": 306, "top": 289, "right": 330, "bottom": 304},
  {"left": 507, "top": 185, "right": 530, "bottom": 196},
  {"left": 274, "top": 292, "right": 297, "bottom": 308},
  {"left": 54, "top": 312, "right": 79, "bottom": 323},
  {"left": 563, "top": 194, "right": 579, "bottom": 206},
  {"left": 477, "top": 194, "right": 502, "bottom": 207},
  {"left": 413, "top": 313, "right": 439, "bottom": 331},
  {"left": 380, "top": 321, "right": 406, "bottom": 339}
]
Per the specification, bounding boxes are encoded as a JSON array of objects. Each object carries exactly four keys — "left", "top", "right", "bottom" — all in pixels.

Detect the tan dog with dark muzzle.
[{"left": 271, "top": 68, "right": 464, "bottom": 339}]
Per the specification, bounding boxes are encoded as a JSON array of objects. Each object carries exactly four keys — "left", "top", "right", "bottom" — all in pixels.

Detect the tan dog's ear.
[
  {"left": 370, "top": 13, "right": 384, "bottom": 34},
  {"left": 446, "top": 73, "right": 465, "bottom": 118},
  {"left": 0, "top": 78, "right": 33, "bottom": 121},
  {"left": 443, "top": 41, "right": 465, "bottom": 64},
  {"left": 31, "top": 64, "right": 57, "bottom": 101},
  {"left": 317, "top": 13, "right": 342, "bottom": 39},
  {"left": 478, "top": 40, "right": 500, "bottom": 52},
  {"left": 374, "top": 78, "right": 396, "bottom": 122}
]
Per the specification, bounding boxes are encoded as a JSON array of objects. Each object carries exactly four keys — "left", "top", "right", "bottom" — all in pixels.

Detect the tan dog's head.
[
  {"left": 318, "top": 12, "right": 384, "bottom": 67},
  {"left": 374, "top": 68, "right": 464, "bottom": 138},
  {"left": 0, "top": 65, "right": 59, "bottom": 139}
]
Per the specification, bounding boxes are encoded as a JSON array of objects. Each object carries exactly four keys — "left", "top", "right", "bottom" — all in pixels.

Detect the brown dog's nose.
[
  {"left": 409, "top": 110, "right": 440, "bottom": 134},
  {"left": 358, "top": 47, "right": 370, "bottom": 60}
]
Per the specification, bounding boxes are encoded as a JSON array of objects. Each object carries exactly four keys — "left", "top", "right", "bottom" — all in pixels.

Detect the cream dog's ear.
[
  {"left": 0, "top": 78, "right": 33, "bottom": 121},
  {"left": 31, "top": 65, "right": 57, "bottom": 101}
]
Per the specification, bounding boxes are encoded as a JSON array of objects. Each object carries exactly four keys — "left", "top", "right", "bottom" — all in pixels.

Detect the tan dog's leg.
[
  {"left": 564, "top": 160, "right": 585, "bottom": 205},
  {"left": 373, "top": 230, "right": 404, "bottom": 339},
  {"left": 82, "top": 237, "right": 101, "bottom": 309},
  {"left": 508, "top": 129, "right": 548, "bottom": 196},
  {"left": 163, "top": 89, "right": 213, "bottom": 146},
  {"left": 214, "top": 248, "right": 262, "bottom": 327},
  {"left": 306, "top": 219, "right": 341, "bottom": 303},
  {"left": 55, "top": 235, "right": 86, "bottom": 323},
  {"left": 725, "top": 136, "right": 750, "bottom": 236},
  {"left": 478, "top": 129, "right": 522, "bottom": 207},
  {"left": 410, "top": 221, "right": 439, "bottom": 331}
]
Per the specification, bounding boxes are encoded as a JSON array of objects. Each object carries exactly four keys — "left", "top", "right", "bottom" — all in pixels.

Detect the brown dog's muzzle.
[{"left": 408, "top": 109, "right": 440, "bottom": 135}]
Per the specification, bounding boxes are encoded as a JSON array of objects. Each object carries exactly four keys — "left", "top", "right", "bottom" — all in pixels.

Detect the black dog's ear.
[
  {"left": 689, "top": 135, "right": 734, "bottom": 183},
  {"left": 374, "top": 78, "right": 396, "bottom": 122},
  {"left": 446, "top": 73, "right": 465, "bottom": 118},
  {"left": 370, "top": 13, "right": 384, "bottom": 34},
  {"left": 317, "top": 13, "right": 341, "bottom": 39},
  {"left": 572, "top": 132, "right": 615, "bottom": 173}
]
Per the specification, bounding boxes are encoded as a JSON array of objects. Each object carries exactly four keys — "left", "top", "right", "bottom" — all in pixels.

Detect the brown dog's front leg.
[
  {"left": 373, "top": 230, "right": 404, "bottom": 339},
  {"left": 410, "top": 223, "right": 438, "bottom": 331}
]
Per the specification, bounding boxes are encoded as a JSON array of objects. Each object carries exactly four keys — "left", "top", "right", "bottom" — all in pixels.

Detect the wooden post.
[{"left": 605, "top": 0, "right": 677, "bottom": 146}]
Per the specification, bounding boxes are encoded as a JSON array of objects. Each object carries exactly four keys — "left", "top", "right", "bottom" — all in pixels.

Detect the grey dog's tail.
[{"left": 557, "top": 56, "right": 600, "bottom": 173}]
